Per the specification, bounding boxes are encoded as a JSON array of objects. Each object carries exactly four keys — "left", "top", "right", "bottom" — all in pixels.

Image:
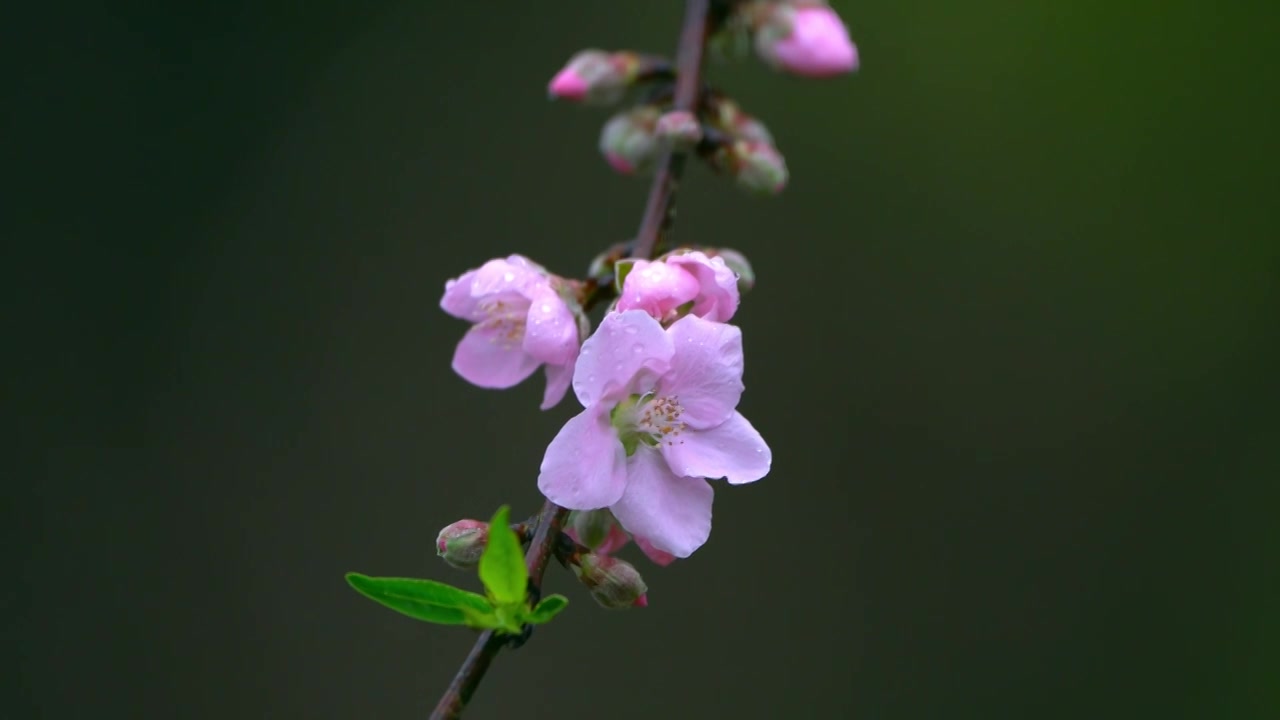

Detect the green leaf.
[
  {"left": 525, "top": 594, "right": 569, "bottom": 625},
  {"left": 478, "top": 506, "right": 528, "bottom": 605},
  {"left": 614, "top": 259, "right": 636, "bottom": 294},
  {"left": 346, "top": 573, "right": 493, "bottom": 626}
]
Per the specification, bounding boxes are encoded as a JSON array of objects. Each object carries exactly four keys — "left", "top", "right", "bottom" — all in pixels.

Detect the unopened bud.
[
  {"left": 548, "top": 50, "right": 643, "bottom": 105},
  {"left": 753, "top": 3, "right": 859, "bottom": 78},
  {"left": 599, "top": 106, "right": 662, "bottom": 175},
  {"left": 718, "top": 140, "right": 789, "bottom": 195},
  {"left": 569, "top": 510, "right": 613, "bottom": 550},
  {"left": 435, "top": 519, "right": 488, "bottom": 569},
  {"left": 573, "top": 554, "right": 648, "bottom": 609},
  {"left": 654, "top": 110, "right": 703, "bottom": 146},
  {"left": 706, "top": 95, "right": 775, "bottom": 146}
]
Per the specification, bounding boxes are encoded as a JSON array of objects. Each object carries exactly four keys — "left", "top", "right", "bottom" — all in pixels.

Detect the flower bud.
[
  {"left": 706, "top": 95, "right": 775, "bottom": 146},
  {"left": 599, "top": 106, "right": 663, "bottom": 175},
  {"left": 753, "top": 3, "right": 858, "bottom": 78},
  {"left": 654, "top": 110, "right": 703, "bottom": 146},
  {"left": 715, "top": 140, "right": 789, "bottom": 195},
  {"left": 547, "top": 50, "right": 643, "bottom": 105},
  {"left": 569, "top": 509, "right": 616, "bottom": 551},
  {"left": 435, "top": 519, "right": 488, "bottom": 569},
  {"left": 572, "top": 554, "right": 648, "bottom": 609}
]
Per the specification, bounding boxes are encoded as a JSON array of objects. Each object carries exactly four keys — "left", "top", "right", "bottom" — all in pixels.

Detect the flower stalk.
[{"left": 427, "top": 2, "right": 714, "bottom": 717}]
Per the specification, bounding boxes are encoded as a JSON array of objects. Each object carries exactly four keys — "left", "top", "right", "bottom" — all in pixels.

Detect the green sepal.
[
  {"left": 346, "top": 573, "right": 493, "bottom": 627},
  {"left": 478, "top": 506, "right": 528, "bottom": 606},
  {"left": 614, "top": 259, "right": 636, "bottom": 294},
  {"left": 525, "top": 594, "right": 570, "bottom": 625}
]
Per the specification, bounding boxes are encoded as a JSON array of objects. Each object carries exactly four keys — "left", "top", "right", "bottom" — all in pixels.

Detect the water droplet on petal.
[
  {"left": 624, "top": 325, "right": 638, "bottom": 335},
  {"left": 632, "top": 343, "right": 644, "bottom": 355},
  {"left": 503, "top": 272, "right": 515, "bottom": 282},
  {"left": 755, "top": 447, "right": 764, "bottom": 453},
  {"left": 541, "top": 303, "right": 551, "bottom": 313}
]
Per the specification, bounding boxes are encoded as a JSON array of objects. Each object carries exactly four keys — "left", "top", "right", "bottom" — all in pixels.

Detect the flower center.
[
  {"left": 478, "top": 298, "right": 526, "bottom": 349},
  {"left": 610, "top": 392, "right": 688, "bottom": 456}
]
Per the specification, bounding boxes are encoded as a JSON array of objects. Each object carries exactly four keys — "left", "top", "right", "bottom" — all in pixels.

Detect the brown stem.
[
  {"left": 430, "top": 501, "right": 568, "bottom": 719},
  {"left": 429, "top": 2, "right": 713, "bottom": 717},
  {"left": 632, "top": 0, "right": 713, "bottom": 261}
]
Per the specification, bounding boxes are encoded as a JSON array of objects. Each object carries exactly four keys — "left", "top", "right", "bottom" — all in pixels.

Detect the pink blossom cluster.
[{"left": 441, "top": 250, "right": 770, "bottom": 560}]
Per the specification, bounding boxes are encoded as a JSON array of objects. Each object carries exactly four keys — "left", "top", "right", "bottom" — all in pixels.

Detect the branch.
[
  {"left": 632, "top": 0, "right": 713, "bottom": 261},
  {"left": 429, "top": 2, "right": 713, "bottom": 717}
]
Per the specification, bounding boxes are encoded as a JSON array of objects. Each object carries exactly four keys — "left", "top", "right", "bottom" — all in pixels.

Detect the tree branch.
[
  {"left": 429, "top": 2, "right": 713, "bottom": 717},
  {"left": 632, "top": 0, "right": 713, "bottom": 261}
]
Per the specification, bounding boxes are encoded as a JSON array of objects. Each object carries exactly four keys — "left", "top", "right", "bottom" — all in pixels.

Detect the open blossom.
[
  {"left": 441, "top": 255, "right": 586, "bottom": 409},
  {"left": 538, "top": 310, "right": 770, "bottom": 558},
  {"left": 616, "top": 250, "right": 740, "bottom": 324}
]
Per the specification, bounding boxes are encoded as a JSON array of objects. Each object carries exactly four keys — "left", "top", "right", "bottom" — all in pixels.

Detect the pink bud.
[
  {"left": 547, "top": 50, "right": 640, "bottom": 105},
  {"left": 756, "top": 5, "right": 858, "bottom": 78},
  {"left": 598, "top": 106, "right": 662, "bottom": 175},
  {"left": 435, "top": 519, "right": 488, "bottom": 569},
  {"left": 572, "top": 554, "right": 648, "bottom": 609},
  {"left": 616, "top": 259, "right": 701, "bottom": 320},
  {"left": 654, "top": 110, "right": 703, "bottom": 146}
]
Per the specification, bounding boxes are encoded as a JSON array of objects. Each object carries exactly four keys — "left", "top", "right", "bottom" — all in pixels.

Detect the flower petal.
[
  {"left": 610, "top": 449, "right": 713, "bottom": 558},
  {"left": 538, "top": 404, "right": 628, "bottom": 509},
  {"left": 451, "top": 323, "right": 540, "bottom": 388},
  {"left": 616, "top": 259, "right": 700, "bottom": 320},
  {"left": 660, "top": 314, "right": 744, "bottom": 428},
  {"left": 540, "top": 361, "right": 574, "bottom": 410},
  {"left": 573, "top": 310, "right": 673, "bottom": 408},
  {"left": 635, "top": 536, "right": 677, "bottom": 566},
  {"left": 470, "top": 256, "right": 541, "bottom": 299},
  {"left": 440, "top": 269, "right": 481, "bottom": 320},
  {"left": 662, "top": 411, "right": 771, "bottom": 485},
  {"left": 668, "top": 251, "right": 739, "bottom": 322},
  {"left": 523, "top": 284, "right": 579, "bottom": 365}
]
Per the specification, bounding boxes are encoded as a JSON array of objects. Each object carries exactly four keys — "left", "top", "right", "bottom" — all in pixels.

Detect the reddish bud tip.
[
  {"left": 632, "top": 594, "right": 649, "bottom": 608},
  {"left": 548, "top": 68, "right": 589, "bottom": 101}
]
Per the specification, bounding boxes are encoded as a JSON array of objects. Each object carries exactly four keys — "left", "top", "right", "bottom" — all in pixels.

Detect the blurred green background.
[{"left": 11, "top": 1, "right": 1277, "bottom": 717}]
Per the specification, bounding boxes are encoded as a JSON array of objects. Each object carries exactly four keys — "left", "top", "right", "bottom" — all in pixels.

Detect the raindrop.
[
  {"left": 624, "top": 324, "right": 638, "bottom": 335},
  {"left": 503, "top": 272, "right": 515, "bottom": 282},
  {"left": 540, "top": 303, "right": 551, "bottom": 313},
  {"left": 632, "top": 343, "right": 644, "bottom": 355}
]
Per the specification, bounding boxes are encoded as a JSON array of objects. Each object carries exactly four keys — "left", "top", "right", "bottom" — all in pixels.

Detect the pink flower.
[
  {"left": 616, "top": 250, "right": 740, "bottom": 324},
  {"left": 537, "top": 310, "right": 771, "bottom": 558},
  {"left": 440, "top": 255, "right": 586, "bottom": 409},
  {"left": 757, "top": 5, "right": 859, "bottom": 78}
]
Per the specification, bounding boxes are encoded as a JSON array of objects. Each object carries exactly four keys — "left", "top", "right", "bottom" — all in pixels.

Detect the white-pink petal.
[
  {"left": 522, "top": 284, "right": 578, "bottom": 366},
  {"left": 451, "top": 323, "right": 541, "bottom": 388},
  {"left": 667, "top": 251, "right": 740, "bottom": 323},
  {"left": 659, "top": 315, "right": 744, "bottom": 428},
  {"left": 610, "top": 449, "right": 714, "bottom": 558},
  {"left": 572, "top": 310, "right": 673, "bottom": 408},
  {"left": 662, "top": 411, "right": 770, "bottom": 485},
  {"left": 540, "top": 362, "right": 574, "bottom": 410},
  {"left": 538, "top": 404, "right": 629, "bottom": 509}
]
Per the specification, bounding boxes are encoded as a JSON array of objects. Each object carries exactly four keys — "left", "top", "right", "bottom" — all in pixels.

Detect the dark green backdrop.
[{"left": 12, "top": 1, "right": 1277, "bottom": 718}]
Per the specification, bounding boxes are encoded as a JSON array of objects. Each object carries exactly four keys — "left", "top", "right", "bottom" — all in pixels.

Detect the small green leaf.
[
  {"left": 614, "top": 259, "right": 636, "bottom": 294},
  {"left": 478, "top": 506, "right": 527, "bottom": 605},
  {"left": 525, "top": 594, "right": 569, "bottom": 625},
  {"left": 346, "top": 573, "right": 492, "bottom": 626}
]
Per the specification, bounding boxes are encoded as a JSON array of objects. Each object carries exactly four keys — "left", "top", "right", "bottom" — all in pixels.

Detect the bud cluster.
[{"left": 546, "top": 2, "right": 855, "bottom": 194}]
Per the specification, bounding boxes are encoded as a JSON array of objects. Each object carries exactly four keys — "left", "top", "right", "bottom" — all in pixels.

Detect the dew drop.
[
  {"left": 755, "top": 447, "right": 764, "bottom": 453},
  {"left": 503, "top": 272, "right": 515, "bottom": 282},
  {"left": 624, "top": 324, "right": 638, "bottom": 335},
  {"left": 632, "top": 343, "right": 644, "bottom": 355},
  {"left": 540, "top": 303, "right": 551, "bottom": 313}
]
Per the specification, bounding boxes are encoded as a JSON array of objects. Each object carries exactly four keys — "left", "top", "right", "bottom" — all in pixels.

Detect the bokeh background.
[{"left": 12, "top": 1, "right": 1278, "bottom": 718}]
